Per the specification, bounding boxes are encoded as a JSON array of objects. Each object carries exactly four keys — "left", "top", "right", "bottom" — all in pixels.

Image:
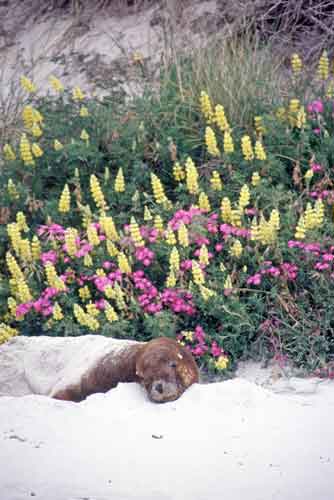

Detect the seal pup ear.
[{"left": 176, "top": 346, "right": 199, "bottom": 387}]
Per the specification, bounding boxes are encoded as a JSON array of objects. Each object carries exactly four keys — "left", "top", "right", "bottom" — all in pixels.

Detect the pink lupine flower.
[
  {"left": 194, "top": 325, "right": 205, "bottom": 342},
  {"left": 247, "top": 273, "right": 262, "bottom": 286},
  {"left": 211, "top": 341, "right": 223, "bottom": 357},
  {"left": 16, "top": 302, "right": 33, "bottom": 318},
  {"left": 311, "top": 163, "right": 323, "bottom": 173},
  {"left": 40, "top": 251, "right": 58, "bottom": 265},
  {"left": 322, "top": 253, "right": 334, "bottom": 262},
  {"left": 307, "top": 100, "right": 324, "bottom": 113},
  {"left": 215, "top": 243, "right": 223, "bottom": 252},
  {"left": 37, "top": 223, "right": 65, "bottom": 240},
  {"left": 315, "top": 262, "right": 330, "bottom": 270}
]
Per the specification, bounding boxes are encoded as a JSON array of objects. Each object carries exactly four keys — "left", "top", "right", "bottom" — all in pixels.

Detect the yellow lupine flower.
[
  {"left": 258, "top": 216, "right": 277, "bottom": 245},
  {"left": 289, "top": 99, "right": 300, "bottom": 113},
  {"left": 7, "top": 179, "right": 19, "bottom": 200},
  {"left": 173, "top": 161, "right": 185, "bottom": 181},
  {"left": 64, "top": 228, "right": 78, "bottom": 256},
  {"left": 154, "top": 215, "right": 164, "bottom": 233},
  {"left": 106, "top": 240, "right": 119, "bottom": 257},
  {"left": 22, "top": 105, "right": 34, "bottom": 129},
  {"left": 205, "top": 126, "right": 220, "bottom": 156},
  {"left": 198, "top": 191, "right": 211, "bottom": 212},
  {"left": 87, "top": 224, "right": 100, "bottom": 246},
  {"left": 199, "top": 245, "right": 209, "bottom": 266},
  {"left": 199, "top": 91, "right": 214, "bottom": 123},
  {"left": 7, "top": 297, "right": 18, "bottom": 318},
  {"left": 143, "top": 206, "right": 153, "bottom": 221},
  {"left": 221, "top": 197, "right": 232, "bottom": 223},
  {"left": 169, "top": 247, "right": 180, "bottom": 272},
  {"left": 73, "top": 303, "right": 88, "bottom": 325},
  {"left": 19, "top": 239, "right": 32, "bottom": 262},
  {"left": 241, "top": 135, "right": 254, "bottom": 161},
  {"left": 32, "top": 109, "right": 43, "bottom": 124},
  {"left": 90, "top": 174, "right": 106, "bottom": 210},
  {"left": 53, "top": 303, "right": 64, "bottom": 320},
  {"left": 210, "top": 170, "right": 222, "bottom": 191},
  {"left": 304, "top": 169, "right": 313, "bottom": 181},
  {"left": 326, "top": 80, "right": 334, "bottom": 99},
  {"left": 200, "top": 285, "right": 216, "bottom": 301},
  {"left": 100, "top": 216, "right": 119, "bottom": 241},
  {"left": 54, "top": 139, "right": 64, "bottom": 151},
  {"left": 20, "top": 134, "right": 35, "bottom": 166},
  {"left": 296, "top": 107, "right": 306, "bottom": 129},
  {"left": 86, "top": 302, "right": 100, "bottom": 317},
  {"left": 114, "top": 283, "right": 127, "bottom": 310},
  {"left": 0, "top": 323, "right": 19, "bottom": 345},
  {"left": 3, "top": 144, "right": 16, "bottom": 160},
  {"left": 224, "top": 274, "right": 233, "bottom": 290},
  {"left": 254, "top": 140, "right": 266, "bottom": 161},
  {"left": 84, "top": 254, "right": 93, "bottom": 267},
  {"left": 291, "top": 53, "right": 302, "bottom": 74},
  {"left": 72, "top": 86, "right": 85, "bottom": 101},
  {"left": 16, "top": 277, "right": 32, "bottom": 302},
  {"left": 31, "top": 123, "right": 43, "bottom": 138},
  {"left": 118, "top": 252, "right": 131, "bottom": 274},
  {"left": 166, "top": 270, "right": 176, "bottom": 288},
  {"left": 130, "top": 217, "right": 145, "bottom": 247},
  {"left": 80, "top": 129, "right": 89, "bottom": 143},
  {"left": 215, "top": 354, "right": 229, "bottom": 370},
  {"left": 7, "top": 223, "right": 21, "bottom": 255},
  {"left": 254, "top": 116, "right": 265, "bottom": 136},
  {"left": 58, "top": 184, "right": 71, "bottom": 213},
  {"left": 304, "top": 203, "right": 317, "bottom": 230},
  {"left": 79, "top": 286, "right": 91, "bottom": 301},
  {"left": 45, "top": 262, "right": 66, "bottom": 291},
  {"left": 6, "top": 252, "right": 25, "bottom": 281},
  {"left": 178, "top": 222, "right": 189, "bottom": 247},
  {"left": 79, "top": 106, "right": 89, "bottom": 117},
  {"left": 251, "top": 171, "right": 261, "bottom": 187},
  {"left": 318, "top": 50, "right": 329, "bottom": 81},
  {"left": 49, "top": 75, "right": 64, "bottom": 92},
  {"left": 238, "top": 184, "right": 250, "bottom": 210},
  {"left": 215, "top": 104, "right": 230, "bottom": 132},
  {"left": 269, "top": 209, "right": 280, "bottom": 231},
  {"left": 31, "top": 236, "right": 41, "bottom": 261},
  {"left": 192, "top": 260, "right": 205, "bottom": 286},
  {"left": 20, "top": 76, "right": 36, "bottom": 93},
  {"left": 105, "top": 303, "right": 119, "bottom": 322},
  {"left": 165, "top": 227, "right": 176, "bottom": 245},
  {"left": 230, "top": 239, "right": 243, "bottom": 258},
  {"left": 115, "top": 167, "right": 125, "bottom": 193},
  {"left": 223, "top": 131, "right": 234, "bottom": 154},
  {"left": 16, "top": 212, "right": 29, "bottom": 232},
  {"left": 250, "top": 219, "right": 260, "bottom": 241},
  {"left": 185, "top": 157, "right": 199, "bottom": 195},
  {"left": 314, "top": 198, "right": 324, "bottom": 226},
  {"left": 31, "top": 143, "right": 43, "bottom": 158},
  {"left": 151, "top": 173, "right": 168, "bottom": 204},
  {"left": 295, "top": 215, "right": 306, "bottom": 240}
]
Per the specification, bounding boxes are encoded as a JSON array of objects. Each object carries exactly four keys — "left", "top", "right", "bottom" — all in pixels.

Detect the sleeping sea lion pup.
[{"left": 0, "top": 335, "right": 199, "bottom": 403}]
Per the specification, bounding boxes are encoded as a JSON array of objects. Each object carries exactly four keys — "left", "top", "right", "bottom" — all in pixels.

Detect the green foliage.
[{"left": 1, "top": 40, "right": 334, "bottom": 376}]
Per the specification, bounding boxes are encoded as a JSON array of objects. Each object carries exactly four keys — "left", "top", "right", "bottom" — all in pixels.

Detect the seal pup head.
[{"left": 135, "top": 337, "right": 199, "bottom": 403}]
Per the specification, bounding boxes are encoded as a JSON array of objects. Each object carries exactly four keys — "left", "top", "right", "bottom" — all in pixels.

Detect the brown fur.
[{"left": 52, "top": 337, "right": 199, "bottom": 403}]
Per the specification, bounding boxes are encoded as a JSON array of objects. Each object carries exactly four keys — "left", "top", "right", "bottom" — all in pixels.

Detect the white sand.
[{"left": 1, "top": 367, "right": 334, "bottom": 500}]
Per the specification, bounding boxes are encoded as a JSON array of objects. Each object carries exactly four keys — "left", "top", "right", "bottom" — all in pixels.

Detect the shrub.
[{"left": 1, "top": 46, "right": 334, "bottom": 376}]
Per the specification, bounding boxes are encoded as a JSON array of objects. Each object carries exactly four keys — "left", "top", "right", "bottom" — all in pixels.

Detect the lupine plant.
[{"left": 1, "top": 50, "right": 334, "bottom": 376}]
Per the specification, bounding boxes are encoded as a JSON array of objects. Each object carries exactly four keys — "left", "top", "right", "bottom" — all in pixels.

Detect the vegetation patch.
[{"left": 1, "top": 38, "right": 334, "bottom": 378}]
